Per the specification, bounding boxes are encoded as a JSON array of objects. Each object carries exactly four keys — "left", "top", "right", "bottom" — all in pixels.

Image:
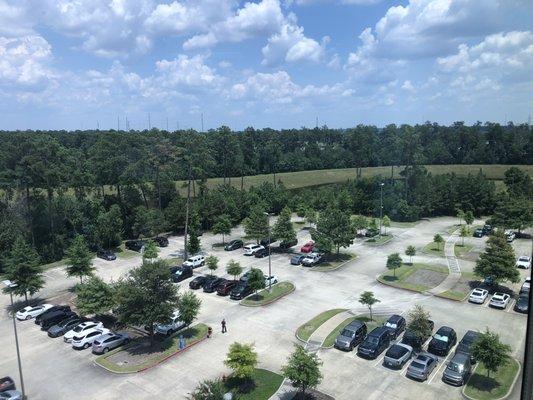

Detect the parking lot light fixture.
[
  {"left": 379, "top": 182, "right": 385, "bottom": 238},
  {"left": 2, "top": 280, "right": 26, "bottom": 399},
  {"left": 264, "top": 212, "right": 273, "bottom": 292}
]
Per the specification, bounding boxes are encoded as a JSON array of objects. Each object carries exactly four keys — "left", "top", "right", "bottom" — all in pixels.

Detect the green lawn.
[
  {"left": 365, "top": 234, "right": 393, "bottom": 245},
  {"left": 438, "top": 290, "right": 468, "bottom": 301},
  {"left": 223, "top": 369, "right": 284, "bottom": 400},
  {"left": 296, "top": 309, "right": 347, "bottom": 342},
  {"left": 455, "top": 243, "right": 473, "bottom": 257},
  {"left": 240, "top": 282, "right": 295, "bottom": 306},
  {"left": 423, "top": 242, "right": 445, "bottom": 257},
  {"left": 389, "top": 220, "right": 419, "bottom": 228},
  {"left": 378, "top": 263, "right": 449, "bottom": 292},
  {"left": 322, "top": 315, "right": 385, "bottom": 348},
  {"left": 95, "top": 323, "right": 208, "bottom": 373},
  {"left": 311, "top": 252, "right": 356, "bottom": 272},
  {"left": 464, "top": 359, "right": 520, "bottom": 400}
]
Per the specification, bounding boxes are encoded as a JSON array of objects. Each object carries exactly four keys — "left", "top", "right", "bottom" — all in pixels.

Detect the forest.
[{"left": 0, "top": 122, "right": 531, "bottom": 269}]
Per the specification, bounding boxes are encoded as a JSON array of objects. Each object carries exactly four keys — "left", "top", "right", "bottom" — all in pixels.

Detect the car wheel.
[
  {"left": 103, "top": 347, "right": 109, "bottom": 353},
  {"left": 26, "top": 315, "right": 31, "bottom": 320},
  {"left": 83, "top": 343, "right": 90, "bottom": 349}
]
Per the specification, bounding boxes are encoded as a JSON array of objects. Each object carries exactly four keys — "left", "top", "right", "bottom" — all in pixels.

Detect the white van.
[
  {"left": 183, "top": 254, "right": 205, "bottom": 268},
  {"left": 243, "top": 244, "right": 264, "bottom": 256}
]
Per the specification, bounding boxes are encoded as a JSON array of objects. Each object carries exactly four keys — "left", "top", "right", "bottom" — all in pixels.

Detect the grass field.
[
  {"left": 296, "top": 309, "right": 347, "bottom": 342},
  {"left": 423, "top": 242, "right": 445, "bottom": 257},
  {"left": 240, "top": 282, "right": 295, "bottom": 306},
  {"left": 322, "top": 315, "right": 385, "bottom": 348},
  {"left": 378, "top": 263, "right": 449, "bottom": 292},
  {"left": 455, "top": 243, "right": 474, "bottom": 257},
  {"left": 223, "top": 368, "right": 284, "bottom": 400},
  {"left": 464, "top": 359, "right": 520, "bottom": 400}
]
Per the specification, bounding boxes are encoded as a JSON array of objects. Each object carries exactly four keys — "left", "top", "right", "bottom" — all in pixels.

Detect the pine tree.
[
  {"left": 273, "top": 206, "right": 296, "bottom": 245},
  {"left": 212, "top": 214, "right": 232, "bottom": 245},
  {"left": 143, "top": 239, "right": 159, "bottom": 262},
  {"left": 75, "top": 276, "right": 115, "bottom": 316},
  {"left": 187, "top": 212, "right": 202, "bottom": 255},
  {"left": 244, "top": 205, "right": 269, "bottom": 243},
  {"left": 66, "top": 235, "right": 95, "bottom": 284},
  {"left": 474, "top": 232, "right": 519, "bottom": 285}
]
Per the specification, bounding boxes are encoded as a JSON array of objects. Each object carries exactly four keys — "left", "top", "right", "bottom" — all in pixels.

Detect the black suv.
[
  {"left": 154, "top": 236, "right": 169, "bottom": 247},
  {"left": 357, "top": 327, "right": 391, "bottom": 359},
  {"left": 455, "top": 330, "right": 480, "bottom": 363},
  {"left": 125, "top": 240, "right": 145, "bottom": 252},
  {"left": 97, "top": 249, "right": 116, "bottom": 261},
  {"left": 254, "top": 248, "right": 270, "bottom": 258},
  {"left": 225, "top": 240, "right": 244, "bottom": 251},
  {"left": 383, "top": 314, "right": 406, "bottom": 340},
  {"left": 401, "top": 320, "right": 435, "bottom": 352},
  {"left": 170, "top": 266, "right": 193, "bottom": 283},
  {"left": 40, "top": 310, "right": 77, "bottom": 331},
  {"left": 428, "top": 326, "right": 457, "bottom": 356},
  {"left": 47, "top": 316, "right": 85, "bottom": 338},
  {"left": 482, "top": 224, "right": 492, "bottom": 235},
  {"left": 334, "top": 321, "right": 367, "bottom": 351},
  {"left": 189, "top": 275, "right": 209, "bottom": 290},
  {"left": 203, "top": 278, "right": 226, "bottom": 293},
  {"left": 230, "top": 283, "right": 253, "bottom": 300},
  {"left": 473, "top": 228, "right": 484, "bottom": 238},
  {"left": 35, "top": 305, "right": 70, "bottom": 325}
]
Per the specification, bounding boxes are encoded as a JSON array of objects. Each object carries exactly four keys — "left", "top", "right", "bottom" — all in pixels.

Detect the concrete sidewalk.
[{"left": 427, "top": 228, "right": 461, "bottom": 295}]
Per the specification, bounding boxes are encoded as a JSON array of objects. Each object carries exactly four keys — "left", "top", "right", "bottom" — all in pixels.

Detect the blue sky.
[{"left": 0, "top": 0, "right": 532, "bottom": 130}]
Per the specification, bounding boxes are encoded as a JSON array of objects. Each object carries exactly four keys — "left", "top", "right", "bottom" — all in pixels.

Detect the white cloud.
[{"left": 155, "top": 54, "right": 219, "bottom": 87}]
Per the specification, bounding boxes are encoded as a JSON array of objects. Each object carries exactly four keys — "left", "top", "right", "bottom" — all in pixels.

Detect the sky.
[{"left": 0, "top": 0, "right": 532, "bottom": 131}]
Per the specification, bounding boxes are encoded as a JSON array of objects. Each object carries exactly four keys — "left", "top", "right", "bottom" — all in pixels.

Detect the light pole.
[
  {"left": 264, "top": 213, "right": 272, "bottom": 292},
  {"left": 379, "top": 182, "right": 384, "bottom": 238},
  {"left": 2, "top": 280, "right": 26, "bottom": 399}
]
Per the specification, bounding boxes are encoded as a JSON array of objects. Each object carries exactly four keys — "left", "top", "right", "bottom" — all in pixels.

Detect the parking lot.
[{"left": 0, "top": 216, "right": 529, "bottom": 400}]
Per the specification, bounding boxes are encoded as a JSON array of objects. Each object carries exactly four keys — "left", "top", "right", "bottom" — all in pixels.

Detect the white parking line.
[
  {"left": 373, "top": 353, "right": 386, "bottom": 368},
  {"left": 428, "top": 347, "right": 456, "bottom": 385},
  {"left": 400, "top": 358, "right": 411, "bottom": 375},
  {"left": 506, "top": 300, "right": 515, "bottom": 313}
]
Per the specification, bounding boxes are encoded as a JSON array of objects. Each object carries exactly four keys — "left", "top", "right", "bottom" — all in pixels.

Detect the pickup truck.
[{"left": 301, "top": 252, "right": 322, "bottom": 267}]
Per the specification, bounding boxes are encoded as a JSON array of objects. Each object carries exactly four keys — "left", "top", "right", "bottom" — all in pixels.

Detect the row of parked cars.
[
  {"left": 334, "top": 314, "right": 478, "bottom": 386},
  {"left": 15, "top": 304, "right": 130, "bottom": 354},
  {"left": 468, "top": 277, "right": 530, "bottom": 313}
]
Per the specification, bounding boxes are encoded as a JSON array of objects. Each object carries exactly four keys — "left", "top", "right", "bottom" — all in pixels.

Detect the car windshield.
[
  {"left": 365, "top": 336, "right": 379, "bottom": 345},
  {"left": 411, "top": 361, "right": 426, "bottom": 369},
  {"left": 385, "top": 322, "right": 397, "bottom": 329},
  {"left": 341, "top": 329, "right": 355, "bottom": 338},
  {"left": 434, "top": 333, "right": 449, "bottom": 342},
  {"left": 472, "top": 290, "right": 483, "bottom": 296},
  {"left": 519, "top": 256, "right": 529, "bottom": 261}
]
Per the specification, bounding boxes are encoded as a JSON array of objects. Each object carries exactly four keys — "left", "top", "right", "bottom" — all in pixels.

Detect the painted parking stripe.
[
  {"left": 428, "top": 345, "right": 457, "bottom": 385},
  {"left": 373, "top": 353, "right": 387, "bottom": 368},
  {"left": 506, "top": 300, "right": 515, "bottom": 313}
]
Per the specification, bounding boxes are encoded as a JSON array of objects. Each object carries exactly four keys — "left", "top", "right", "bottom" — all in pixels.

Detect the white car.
[
  {"left": 468, "top": 288, "right": 489, "bottom": 304},
  {"left": 505, "top": 230, "right": 515, "bottom": 242},
  {"left": 64, "top": 321, "right": 104, "bottom": 343},
  {"left": 15, "top": 304, "right": 53, "bottom": 321},
  {"left": 489, "top": 293, "right": 511, "bottom": 309},
  {"left": 264, "top": 275, "right": 278, "bottom": 286},
  {"left": 243, "top": 244, "right": 264, "bottom": 256},
  {"left": 183, "top": 255, "right": 205, "bottom": 268},
  {"left": 301, "top": 252, "right": 322, "bottom": 267},
  {"left": 516, "top": 256, "right": 531, "bottom": 269},
  {"left": 155, "top": 311, "right": 186, "bottom": 336},
  {"left": 71, "top": 327, "right": 111, "bottom": 350},
  {"left": 521, "top": 277, "right": 531, "bottom": 294}
]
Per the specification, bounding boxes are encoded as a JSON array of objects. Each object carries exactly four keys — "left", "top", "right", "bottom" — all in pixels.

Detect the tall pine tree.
[
  {"left": 66, "top": 235, "right": 95, "bottom": 284},
  {"left": 474, "top": 232, "right": 519, "bottom": 285}
]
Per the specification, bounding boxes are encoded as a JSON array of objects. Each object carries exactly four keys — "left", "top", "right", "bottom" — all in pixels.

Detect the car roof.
[
  {"left": 368, "top": 326, "right": 389, "bottom": 336},
  {"left": 345, "top": 321, "right": 365, "bottom": 330},
  {"left": 387, "top": 314, "right": 404, "bottom": 323},
  {"left": 436, "top": 326, "right": 454, "bottom": 335},
  {"left": 463, "top": 330, "right": 479, "bottom": 340},
  {"left": 450, "top": 352, "right": 469, "bottom": 363}
]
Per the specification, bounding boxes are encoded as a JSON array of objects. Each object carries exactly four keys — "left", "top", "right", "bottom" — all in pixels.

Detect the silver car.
[
  {"left": 406, "top": 353, "right": 438, "bottom": 381},
  {"left": 0, "top": 390, "right": 23, "bottom": 400},
  {"left": 383, "top": 343, "right": 413, "bottom": 369},
  {"left": 92, "top": 332, "right": 131, "bottom": 354}
]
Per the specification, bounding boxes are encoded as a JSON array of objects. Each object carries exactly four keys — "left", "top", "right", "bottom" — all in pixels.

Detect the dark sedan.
[
  {"left": 401, "top": 320, "right": 435, "bottom": 352},
  {"left": 217, "top": 280, "right": 238, "bottom": 296},
  {"left": 47, "top": 316, "right": 84, "bottom": 338},
  {"left": 230, "top": 283, "right": 253, "bottom": 300},
  {"left": 35, "top": 305, "right": 70, "bottom": 325},
  {"left": 189, "top": 275, "right": 210, "bottom": 290},
  {"left": 154, "top": 236, "right": 169, "bottom": 247},
  {"left": 254, "top": 248, "right": 270, "bottom": 258},
  {"left": 125, "top": 240, "right": 145, "bottom": 252},
  {"left": 40, "top": 310, "right": 77, "bottom": 330},
  {"left": 455, "top": 330, "right": 481, "bottom": 363},
  {"left": 514, "top": 294, "right": 529, "bottom": 313},
  {"left": 203, "top": 277, "right": 226, "bottom": 293},
  {"left": 97, "top": 250, "right": 116, "bottom": 261},
  {"left": 225, "top": 240, "right": 244, "bottom": 251}
]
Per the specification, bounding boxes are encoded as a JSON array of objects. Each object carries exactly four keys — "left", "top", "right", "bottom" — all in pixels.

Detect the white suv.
[
  {"left": 243, "top": 244, "right": 264, "bottom": 256},
  {"left": 155, "top": 311, "right": 186, "bottom": 336},
  {"left": 72, "top": 327, "right": 111, "bottom": 350},
  {"left": 64, "top": 321, "right": 104, "bottom": 343},
  {"left": 183, "top": 255, "right": 205, "bottom": 268}
]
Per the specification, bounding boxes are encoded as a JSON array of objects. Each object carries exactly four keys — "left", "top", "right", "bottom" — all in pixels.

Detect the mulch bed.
[
  {"left": 291, "top": 389, "right": 335, "bottom": 400},
  {"left": 404, "top": 269, "right": 447, "bottom": 288}
]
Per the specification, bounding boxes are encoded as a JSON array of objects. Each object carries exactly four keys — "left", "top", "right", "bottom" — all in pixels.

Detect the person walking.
[{"left": 221, "top": 318, "right": 227, "bottom": 333}]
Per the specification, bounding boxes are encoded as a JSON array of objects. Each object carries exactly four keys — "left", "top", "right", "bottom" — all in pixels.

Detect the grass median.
[
  {"left": 378, "top": 263, "right": 449, "bottom": 293},
  {"left": 464, "top": 359, "right": 520, "bottom": 400},
  {"left": 322, "top": 315, "right": 385, "bottom": 348},
  {"left": 223, "top": 368, "right": 284, "bottom": 400},
  {"left": 365, "top": 234, "right": 393, "bottom": 245},
  {"left": 423, "top": 242, "right": 445, "bottom": 257},
  {"left": 296, "top": 308, "right": 347, "bottom": 342},
  {"left": 455, "top": 243, "right": 473, "bottom": 257},
  {"left": 240, "top": 282, "right": 295, "bottom": 307},
  {"left": 311, "top": 253, "right": 356, "bottom": 272}
]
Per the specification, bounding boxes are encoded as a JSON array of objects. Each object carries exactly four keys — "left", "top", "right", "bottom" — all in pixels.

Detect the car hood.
[
  {"left": 516, "top": 299, "right": 529, "bottom": 310},
  {"left": 443, "top": 368, "right": 463, "bottom": 380},
  {"left": 335, "top": 335, "right": 352, "bottom": 345},
  {"left": 358, "top": 342, "right": 376, "bottom": 352},
  {"left": 48, "top": 325, "right": 64, "bottom": 333}
]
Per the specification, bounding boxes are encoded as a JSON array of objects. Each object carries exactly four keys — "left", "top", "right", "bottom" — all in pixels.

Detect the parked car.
[
  {"left": 0, "top": 390, "right": 22, "bottom": 400},
  {"left": 300, "top": 241, "right": 315, "bottom": 253},
  {"left": 35, "top": 305, "right": 70, "bottom": 325},
  {"left": 383, "top": 314, "right": 406, "bottom": 340},
  {"left": 230, "top": 283, "right": 253, "bottom": 300},
  {"left": 406, "top": 353, "right": 438, "bottom": 381},
  {"left": 155, "top": 311, "right": 185, "bottom": 335},
  {"left": 505, "top": 230, "right": 515, "bottom": 242},
  {"left": 225, "top": 240, "right": 243, "bottom": 251},
  {"left": 183, "top": 255, "right": 205, "bottom": 268},
  {"left": 401, "top": 320, "right": 435, "bottom": 352},
  {"left": 0, "top": 377, "right": 15, "bottom": 392},
  {"left": 482, "top": 224, "right": 492, "bottom": 235},
  {"left": 40, "top": 309, "right": 77, "bottom": 330},
  {"left": 514, "top": 294, "right": 529, "bottom": 313},
  {"left": 97, "top": 249, "right": 116, "bottom": 261},
  {"left": 239, "top": 270, "right": 253, "bottom": 283},
  {"left": 473, "top": 228, "right": 484, "bottom": 238},
  {"left": 442, "top": 352, "right": 472, "bottom": 386},
  {"left": 189, "top": 275, "right": 209, "bottom": 290},
  {"left": 260, "top": 237, "right": 277, "bottom": 247},
  {"left": 264, "top": 275, "right": 278, "bottom": 286},
  {"left": 170, "top": 266, "right": 193, "bottom": 283},
  {"left": 428, "top": 326, "right": 457, "bottom": 356},
  {"left": 279, "top": 239, "right": 298, "bottom": 250},
  {"left": 254, "top": 247, "right": 270, "bottom": 258},
  {"left": 516, "top": 255, "right": 531, "bottom": 269},
  {"left": 290, "top": 254, "right": 306, "bottom": 265},
  {"left": 489, "top": 292, "right": 511, "bottom": 309},
  {"left": 47, "top": 316, "right": 85, "bottom": 338},
  {"left": 456, "top": 330, "right": 480, "bottom": 364},
  {"left": 301, "top": 252, "right": 322, "bottom": 267},
  {"left": 469, "top": 288, "right": 489, "bottom": 304},
  {"left": 365, "top": 228, "right": 380, "bottom": 237},
  {"left": 72, "top": 327, "right": 111, "bottom": 350},
  {"left": 64, "top": 321, "right": 104, "bottom": 343},
  {"left": 383, "top": 343, "right": 413, "bottom": 369},
  {"left": 217, "top": 280, "right": 238, "bottom": 296},
  {"left": 203, "top": 277, "right": 226, "bottom": 293},
  {"left": 92, "top": 332, "right": 130, "bottom": 354},
  {"left": 243, "top": 244, "right": 264, "bottom": 256},
  {"left": 334, "top": 320, "right": 367, "bottom": 351},
  {"left": 15, "top": 304, "right": 53, "bottom": 321},
  {"left": 357, "top": 327, "right": 391, "bottom": 359},
  {"left": 522, "top": 277, "right": 531, "bottom": 293},
  {"left": 125, "top": 240, "right": 145, "bottom": 252},
  {"left": 153, "top": 236, "right": 169, "bottom": 247}
]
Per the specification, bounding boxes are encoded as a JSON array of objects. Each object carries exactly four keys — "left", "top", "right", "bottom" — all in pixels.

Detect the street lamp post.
[
  {"left": 2, "top": 280, "right": 26, "bottom": 399},
  {"left": 264, "top": 213, "right": 272, "bottom": 293},
  {"left": 379, "top": 182, "right": 384, "bottom": 238}
]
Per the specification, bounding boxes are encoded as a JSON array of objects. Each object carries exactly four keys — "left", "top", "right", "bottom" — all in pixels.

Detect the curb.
[
  {"left": 462, "top": 359, "right": 521, "bottom": 400},
  {"left": 309, "top": 254, "right": 357, "bottom": 272},
  {"left": 240, "top": 283, "right": 295, "bottom": 307},
  {"left": 294, "top": 308, "right": 348, "bottom": 345},
  {"left": 365, "top": 235, "right": 393, "bottom": 246}
]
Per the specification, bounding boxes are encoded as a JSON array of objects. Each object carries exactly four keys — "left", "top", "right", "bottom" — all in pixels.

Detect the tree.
[
  {"left": 281, "top": 344, "right": 323, "bottom": 397},
  {"left": 504, "top": 166, "right": 533, "bottom": 198},
  {"left": 96, "top": 204, "right": 123, "bottom": 249},
  {"left": 311, "top": 207, "right": 356, "bottom": 256},
  {"left": 305, "top": 208, "right": 317, "bottom": 228},
  {"left": 187, "top": 212, "right": 202, "bottom": 255},
  {"left": 3, "top": 236, "right": 44, "bottom": 303},
  {"left": 188, "top": 379, "right": 227, "bottom": 400},
  {"left": 474, "top": 233, "right": 519, "bottom": 285},
  {"left": 273, "top": 206, "right": 296, "bottom": 244},
  {"left": 114, "top": 260, "right": 178, "bottom": 345},
  {"left": 456, "top": 209, "right": 465, "bottom": 225},
  {"left": 464, "top": 210, "right": 474, "bottom": 226},
  {"left": 66, "top": 235, "right": 94, "bottom": 284},
  {"left": 178, "top": 290, "right": 202, "bottom": 326},
  {"left": 406, "top": 305, "right": 433, "bottom": 350},
  {"left": 224, "top": 342, "right": 258, "bottom": 380},
  {"left": 226, "top": 260, "right": 243, "bottom": 281},
  {"left": 472, "top": 328, "right": 512, "bottom": 378},
  {"left": 459, "top": 225, "right": 468, "bottom": 246},
  {"left": 433, "top": 233, "right": 444, "bottom": 250},
  {"left": 359, "top": 291, "right": 380, "bottom": 321},
  {"left": 248, "top": 267, "right": 266, "bottom": 297},
  {"left": 244, "top": 205, "right": 269, "bottom": 243},
  {"left": 491, "top": 197, "right": 532, "bottom": 233},
  {"left": 351, "top": 215, "right": 368, "bottom": 234},
  {"left": 405, "top": 245, "right": 416, "bottom": 264},
  {"left": 75, "top": 276, "right": 115, "bottom": 316},
  {"left": 143, "top": 239, "right": 159, "bottom": 262},
  {"left": 212, "top": 214, "right": 232, "bottom": 245},
  {"left": 382, "top": 215, "right": 391, "bottom": 235},
  {"left": 386, "top": 253, "right": 403, "bottom": 277},
  {"left": 296, "top": 204, "right": 308, "bottom": 218},
  {"left": 205, "top": 255, "right": 219, "bottom": 275}
]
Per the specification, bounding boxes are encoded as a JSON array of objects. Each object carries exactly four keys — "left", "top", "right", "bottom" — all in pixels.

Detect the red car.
[{"left": 300, "top": 241, "right": 315, "bottom": 253}]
